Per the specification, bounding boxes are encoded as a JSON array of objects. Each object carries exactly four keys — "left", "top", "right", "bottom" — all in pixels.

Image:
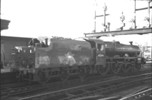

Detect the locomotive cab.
[{"left": 84, "top": 38, "right": 106, "bottom": 66}]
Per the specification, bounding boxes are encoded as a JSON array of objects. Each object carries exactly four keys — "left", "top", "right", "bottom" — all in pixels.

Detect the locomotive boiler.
[
  {"left": 104, "top": 41, "right": 141, "bottom": 57},
  {"left": 10, "top": 38, "right": 145, "bottom": 84}
]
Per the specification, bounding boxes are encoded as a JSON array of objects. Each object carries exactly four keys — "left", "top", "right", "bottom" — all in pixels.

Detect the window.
[
  {"left": 97, "top": 44, "right": 104, "bottom": 51},
  {"left": 100, "top": 45, "right": 104, "bottom": 51},
  {"left": 97, "top": 44, "right": 101, "bottom": 51}
]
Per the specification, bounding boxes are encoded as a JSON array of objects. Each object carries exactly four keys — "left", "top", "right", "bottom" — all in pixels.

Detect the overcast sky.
[{"left": 1, "top": 0, "right": 152, "bottom": 45}]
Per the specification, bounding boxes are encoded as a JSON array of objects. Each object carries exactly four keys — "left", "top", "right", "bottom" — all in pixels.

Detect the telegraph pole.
[
  {"left": 103, "top": 3, "right": 108, "bottom": 32},
  {"left": 94, "top": 0, "right": 97, "bottom": 33},
  {"left": 148, "top": 0, "right": 151, "bottom": 27},
  {"left": 134, "top": 0, "right": 137, "bottom": 29},
  {"left": 94, "top": 3, "right": 109, "bottom": 32},
  {"left": 135, "top": 0, "right": 152, "bottom": 28},
  {"left": 94, "top": 10, "right": 97, "bottom": 33}
]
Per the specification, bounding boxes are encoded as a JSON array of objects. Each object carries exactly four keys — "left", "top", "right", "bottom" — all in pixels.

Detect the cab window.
[
  {"left": 97, "top": 43, "right": 104, "bottom": 51},
  {"left": 97, "top": 44, "right": 101, "bottom": 51},
  {"left": 100, "top": 45, "right": 104, "bottom": 51}
]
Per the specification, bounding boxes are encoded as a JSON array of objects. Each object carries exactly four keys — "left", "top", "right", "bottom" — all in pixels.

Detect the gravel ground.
[
  {"left": 104, "top": 84, "right": 152, "bottom": 100},
  {"left": 142, "top": 63, "right": 152, "bottom": 70}
]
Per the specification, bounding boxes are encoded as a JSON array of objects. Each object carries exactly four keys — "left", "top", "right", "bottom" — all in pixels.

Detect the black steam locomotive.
[{"left": 1, "top": 38, "right": 145, "bottom": 84}]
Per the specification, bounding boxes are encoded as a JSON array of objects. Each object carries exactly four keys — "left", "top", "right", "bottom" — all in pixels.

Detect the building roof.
[{"left": 1, "top": 35, "right": 32, "bottom": 40}]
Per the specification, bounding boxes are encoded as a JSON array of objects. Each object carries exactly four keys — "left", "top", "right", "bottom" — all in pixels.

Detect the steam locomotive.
[{"left": 1, "top": 38, "right": 145, "bottom": 84}]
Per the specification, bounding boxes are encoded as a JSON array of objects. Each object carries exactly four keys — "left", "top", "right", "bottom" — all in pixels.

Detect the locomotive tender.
[{"left": 7, "top": 38, "right": 145, "bottom": 83}]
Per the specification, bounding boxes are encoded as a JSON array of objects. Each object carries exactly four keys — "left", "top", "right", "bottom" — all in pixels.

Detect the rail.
[
  {"left": 13, "top": 72, "right": 151, "bottom": 100},
  {"left": 120, "top": 88, "right": 152, "bottom": 100}
]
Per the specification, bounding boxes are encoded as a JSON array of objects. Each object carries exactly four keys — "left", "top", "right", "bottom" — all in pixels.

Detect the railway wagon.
[{"left": 10, "top": 38, "right": 145, "bottom": 84}]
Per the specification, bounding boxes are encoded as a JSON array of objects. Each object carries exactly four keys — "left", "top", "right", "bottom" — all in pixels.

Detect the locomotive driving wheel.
[
  {"left": 134, "top": 63, "right": 141, "bottom": 72},
  {"left": 79, "top": 66, "right": 86, "bottom": 82},
  {"left": 35, "top": 68, "right": 48, "bottom": 85},
  {"left": 60, "top": 67, "right": 69, "bottom": 82},
  {"left": 111, "top": 62, "right": 122, "bottom": 74},
  {"left": 122, "top": 63, "right": 131, "bottom": 73},
  {"left": 97, "top": 64, "right": 110, "bottom": 76}
]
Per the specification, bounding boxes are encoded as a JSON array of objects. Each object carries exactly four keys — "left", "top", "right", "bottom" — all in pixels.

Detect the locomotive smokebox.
[{"left": 105, "top": 42, "right": 140, "bottom": 57}]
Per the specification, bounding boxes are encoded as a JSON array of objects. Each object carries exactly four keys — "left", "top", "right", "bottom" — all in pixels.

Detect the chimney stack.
[
  {"left": 45, "top": 38, "right": 48, "bottom": 46},
  {"left": 129, "top": 41, "right": 133, "bottom": 45}
]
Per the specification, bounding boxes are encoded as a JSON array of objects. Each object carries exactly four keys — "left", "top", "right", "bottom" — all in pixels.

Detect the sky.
[{"left": 1, "top": 0, "right": 152, "bottom": 45}]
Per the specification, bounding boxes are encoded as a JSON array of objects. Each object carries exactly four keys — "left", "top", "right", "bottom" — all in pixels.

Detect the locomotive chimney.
[
  {"left": 45, "top": 38, "right": 48, "bottom": 46},
  {"left": 129, "top": 41, "right": 133, "bottom": 45}
]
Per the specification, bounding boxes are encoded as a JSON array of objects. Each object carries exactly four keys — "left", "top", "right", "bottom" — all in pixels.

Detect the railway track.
[
  {"left": 1, "top": 73, "right": 117, "bottom": 99},
  {"left": 1, "top": 66, "right": 151, "bottom": 99},
  {"left": 2, "top": 72, "right": 151, "bottom": 100},
  {"left": 119, "top": 88, "right": 152, "bottom": 100},
  {"left": 0, "top": 81, "right": 33, "bottom": 91}
]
